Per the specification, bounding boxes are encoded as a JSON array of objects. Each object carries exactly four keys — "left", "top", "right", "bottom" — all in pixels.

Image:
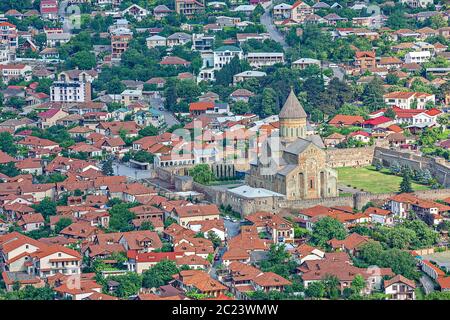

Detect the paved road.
[
  {"left": 209, "top": 220, "right": 241, "bottom": 279},
  {"left": 150, "top": 97, "right": 180, "bottom": 128},
  {"left": 162, "top": 110, "right": 180, "bottom": 128},
  {"left": 260, "top": 1, "right": 288, "bottom": 50},
  {"left": 210, "top": 246, "right": 226, "bottom": 279},
  {"left": 260, "top": 3, "right": 346, "bottom": 81},
  {"left": 322, "top": 61, "right": 346, "bottom": 81}
]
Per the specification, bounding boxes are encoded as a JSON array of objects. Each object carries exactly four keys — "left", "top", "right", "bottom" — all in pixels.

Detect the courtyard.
[{"left": 337, "top": 166, "right": 430, "bottom": 194}]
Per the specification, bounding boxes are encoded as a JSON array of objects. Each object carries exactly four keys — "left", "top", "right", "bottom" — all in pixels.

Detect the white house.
[
  {"left": 384, "top": 275, "right": 416, "bottom": 300},
  {"left": 146, "top": 35, "right": 166, "bottom": 48},
  {"left": 246, "top": 52, "right": 285, "bottom": 68},
  {"left": 122, "top": 4, "right": 149, "bottom": 21},
  {"left": 213, "top": 45, "right": 243, "bottom": 69},
  {"left": 273, "top": 3, "right": 292, "bottom": 20},
  {"left": 51, "top": 81, "right": 87, "bottom": 103},
  {"left": 383, "top": 91, "right": 435, "bottom": 109},
  {"left": 405, "top": 51, "right": 431, "bottom": 64},
  {"left": 400, "top": 0, "right": 433, "bottom": 8}
]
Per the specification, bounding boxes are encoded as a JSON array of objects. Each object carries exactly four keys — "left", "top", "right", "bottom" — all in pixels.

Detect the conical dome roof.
[{"left": 279, "top": 89, "right": 307, "bottom": 119}]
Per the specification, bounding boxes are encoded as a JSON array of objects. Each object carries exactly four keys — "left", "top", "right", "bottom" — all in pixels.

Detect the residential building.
[
  {"left": 146, "top": 35, "right": 166, "bottom": 48},
  {"left": 400, "top": 0, "right": 433, "bottom": 8},
  {"left": 168, "top": 204, "right": 220, "bottom": 227},
  {"left": 273, "top": 3, "right": 292, "bottom": 20},
  {"left": 384, "top": 275, "right": 416, "bottom": 300},
  {"left": 290, "top": 1, "right": 314, "bottom": 23},
  {"left": 122, "top": 4, "right": 149, "bottom": 21},
  {"left": 0, "top": 64, "right": 32, "bottom": 83},
  {"left": 383, "top": 91, "right": 435, "bottom": 109},
  {"left": 213, "top": 46, "right": 244, "bottom": 69},
  {"left": 175, "top": 0, "right": 205, "bottom": 17},
  {"left": 405, "top": 51, "right": 431, "bottom": 64},
  {"left": 0, "top": 22, "right": 18, "bottom": 49},
  {"left": 246, "top": 52, "right": 284, "bottom": 68},
  {"left": 354, "top": 51, "right": 376, "bottom": 70},
  {"left": 111, "top": 28, "right": 133, "bottom": 61},
  {"left": 46, "top": 33, "right": 72, "bottom": 47}
]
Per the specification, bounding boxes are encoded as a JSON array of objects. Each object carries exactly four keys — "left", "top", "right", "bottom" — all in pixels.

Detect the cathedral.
[{"left": 246, "top": 89, "right": 338, "bottom": 200}]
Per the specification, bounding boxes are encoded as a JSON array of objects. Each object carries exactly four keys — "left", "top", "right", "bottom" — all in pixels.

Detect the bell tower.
[{"left": 279, "top": 89, "right": 307, "bottom": 142}]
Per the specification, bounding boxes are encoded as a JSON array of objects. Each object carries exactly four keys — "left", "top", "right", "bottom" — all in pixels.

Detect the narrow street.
[
  {"left": 260, "top": 3, "right": 346, "bottom": 81},
  {"left": 260, "top": 1, "right": 288, "bottom": 50},
  {"left": 149, "top": 97, "right": 180, "bottom": 127}
]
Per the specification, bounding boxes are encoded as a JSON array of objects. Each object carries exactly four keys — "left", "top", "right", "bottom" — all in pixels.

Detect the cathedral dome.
[{"left": 279, "top": 89, "right": 307, "bottom": 119}]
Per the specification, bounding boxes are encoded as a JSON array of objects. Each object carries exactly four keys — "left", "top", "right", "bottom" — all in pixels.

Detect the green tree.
[
  {"left": 231, "top": 100, "right": 250, "bottom": 114},
  {"left": 133, "top": 150, "right": 154, "bottom": 163},
  {"left": 106, "top": 77, "right": 126, "bottom": 94},
  {"left": 6, "top": 96, "right": 26, "bottom": 109},
  {"left": 323, "top": 274, "right": 340, "bottom": 299},
  {"left": 424, "top": 291, "right": 450, "bottom": 300},
  {"left": 401, "top": 220, "right": 439, "bottom": 249},
  {"left": 261, "top": 87, "right": 279, "bottom": 117},
  {"left": 429, "top": 15, "right": 447, "bottom": 29},
  {"left": 108, "top": 203, "right": 136, "bottom": 232},
  {"left": 350, "top": 274, "right": 366, "bottom": 295},
  {"left": 1, "top": 285, "right": 54, "bottom": 300},
  {"left": 215, "top": 55, "right": 250, "bottom": 86},
  {"left": 31, "top": 197, "right": 57, "bottom": 218},
  {"left": 55, "top": 218, "right": 73, "bottom": 234},
  {"left": 139, "top": 221, "right": 154, "bottom": 231},
  {"left": 67, "top": 50, "right": 96, "bottom": 70},
  {"left": 399, "top": 173, "right": 413, "bottom": 193},
  {"left": 305, "top": 281, "right": 325, "bottom": 299},
  {"left": 310, "top": 217, "right": 346, "bottom": 248},
  {"left": 35, "top": 78, "right": 53, "bottom": 95},
  {"left": 189, "top": 164, "right": 215, "bottom": 184},
  {"left": 358, "top": 241, "right": 420, "bottom": 280},
  {"left": 101, "top": 158, "right": 114, "bottom": 176},
  {"left": 384, "top": 107, "right": 396, "bottom": 119},
  {"left": 142, "top": 260, "right": 179, "bottom": 289},
  {"left": 362, "top": 77, "right": 385, "bottom": 111},
  {"left": 206, "top": 230, "right": 221, "bottom": 249},
  {"left": 164, "top": 78, "right": 178, "bottom": 110},
  {"left": 139, "top": 125, "right": 158, "bottom": 137},
  {"left": 107, "top": 273, "right": 142, "bottom": 298},
  {"left": 0, "top": 131, "right": 17, "bottom": 155}
]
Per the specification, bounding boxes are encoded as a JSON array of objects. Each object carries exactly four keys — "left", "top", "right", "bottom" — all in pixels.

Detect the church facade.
[{"left": 246, "top": 89, "right": 338, "bottom": 201}]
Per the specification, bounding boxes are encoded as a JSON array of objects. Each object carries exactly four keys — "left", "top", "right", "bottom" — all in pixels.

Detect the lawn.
[{"left": 337, "top": 166, "right": 430, "bottom": 194}]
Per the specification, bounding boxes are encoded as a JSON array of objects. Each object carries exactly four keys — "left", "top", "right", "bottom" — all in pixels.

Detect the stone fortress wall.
[
  {"left": 152, "top": 147, "right": 450, "bottom": 215},
  {"left": 326, "top": 146, "right": 375, "bottom": 168},
  {"left": 373, "top": 147, "right": 450, "bottom": 187}
]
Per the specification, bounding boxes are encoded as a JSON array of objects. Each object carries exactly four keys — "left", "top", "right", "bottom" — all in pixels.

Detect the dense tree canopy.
[{"left": 310, "top": 217, "right": 347, "bottom": 248}]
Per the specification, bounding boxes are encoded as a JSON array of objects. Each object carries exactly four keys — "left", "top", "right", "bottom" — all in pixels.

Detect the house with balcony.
[
  {"left": 28, "top": 245, "right": 82, "bottom": 278},
  {"left": 354, "top": 51, "right": 376, "bottom": 70},
  {"left": 384, "top": 275, "right": 416, "bottom": 300},
  {"left": 213, "top": 45, "right": 244, "bottom": 69},
  {"left": 383, "top": 91, "right": 435, "bottom": 109},
  {"left": 246, "top": 52, "right": 284, "bottom": 68},
  {"left": 175, "top": 0, "right": 205, "bottom": 17},
  {"left": 272, "top": 3, "right": 292, "bottom": 20},
  {"left": 290, "top": 1, "right": 314, "bottom": 23}
]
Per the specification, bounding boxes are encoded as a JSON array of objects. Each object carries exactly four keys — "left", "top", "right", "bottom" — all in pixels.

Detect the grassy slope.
[{"left": 337, "top": 166, "right": 430, "bottom": 194}]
